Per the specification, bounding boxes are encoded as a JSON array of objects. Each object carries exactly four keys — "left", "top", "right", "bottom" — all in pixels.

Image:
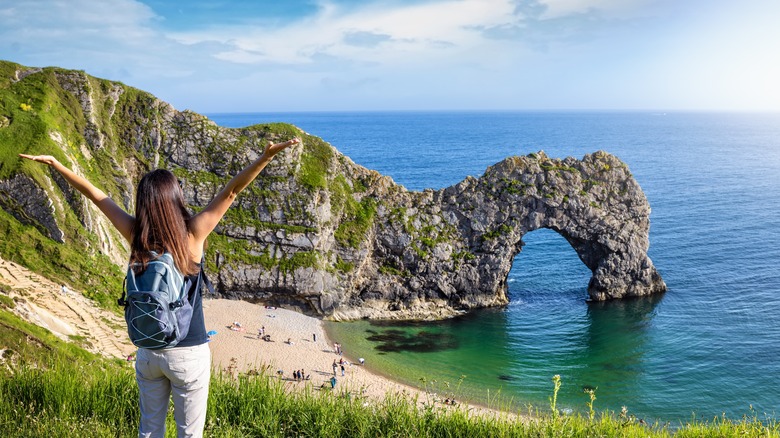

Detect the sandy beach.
[
  {"left": 0, "top": 256, "right": 515, "bottom": 419},
  {"left": 203, "top": 299, "right": 430, "bottom": 404}
]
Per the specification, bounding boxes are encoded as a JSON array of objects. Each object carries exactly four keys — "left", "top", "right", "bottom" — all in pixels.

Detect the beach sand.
[
  {"left": 0, "top": 256, "right": 516, "bottom": 419},
  {"left": 204, "top": 299, "right": 421, "bottom": 401}
]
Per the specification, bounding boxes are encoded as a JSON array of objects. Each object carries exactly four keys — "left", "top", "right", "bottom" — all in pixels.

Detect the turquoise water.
[{"left": 208, "top": 111, "right": 780, "bottom": 423}]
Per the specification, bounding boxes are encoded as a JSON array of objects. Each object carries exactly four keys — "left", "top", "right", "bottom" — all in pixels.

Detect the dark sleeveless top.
[{"left": 175, "top": 270, "right": 208, "bottom": 347}]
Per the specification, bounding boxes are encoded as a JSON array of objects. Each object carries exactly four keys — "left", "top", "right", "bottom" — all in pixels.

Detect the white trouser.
[{"left": 135, "top": 343, "right": 211, "bottom": 438}]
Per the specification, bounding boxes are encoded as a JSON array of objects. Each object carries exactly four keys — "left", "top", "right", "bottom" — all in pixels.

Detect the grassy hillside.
[
  {"left": 0, "top": 61, "right": 137, "bottom": 307},
  {"left": 0, "top": 289, "right": 108, "bottom": 367}
]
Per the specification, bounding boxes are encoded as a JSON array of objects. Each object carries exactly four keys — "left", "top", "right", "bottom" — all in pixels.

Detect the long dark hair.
[{"left": 130, "top": 169, "right": 198, "bottom": 275}]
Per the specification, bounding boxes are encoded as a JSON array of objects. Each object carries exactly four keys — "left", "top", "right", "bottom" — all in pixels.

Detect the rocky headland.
[{"left": 0, "top": 61, "right": 665, "bottom": 320}]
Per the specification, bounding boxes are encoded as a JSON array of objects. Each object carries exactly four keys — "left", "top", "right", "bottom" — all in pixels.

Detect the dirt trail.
[{"left": 0, "top": 257, "right": 133, "bottom": 359}]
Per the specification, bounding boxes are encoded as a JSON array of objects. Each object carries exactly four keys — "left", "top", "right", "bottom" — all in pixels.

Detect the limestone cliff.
[{"left": 0, "top": 61, "right": 665, "bottom": 319}]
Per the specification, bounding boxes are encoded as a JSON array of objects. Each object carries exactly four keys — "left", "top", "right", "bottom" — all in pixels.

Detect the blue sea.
[{"left": 207, "top": 111, "right": 780, "bottom": 424}]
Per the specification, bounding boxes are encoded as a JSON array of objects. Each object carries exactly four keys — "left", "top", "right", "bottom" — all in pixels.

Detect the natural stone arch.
[
  {"left": 449, "top": 151, "right": 666, "bottom": 304},
  {"left": 344, "top": 150, "right": 667, "bottom": 319}
]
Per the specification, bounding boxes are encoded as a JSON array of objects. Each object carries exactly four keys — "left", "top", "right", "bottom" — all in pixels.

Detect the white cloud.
[
  {"left": 0, "top": 0, "right": 158, "bottom": 41},
  {"left": 0, "top": 0, "right": 220, "bottom": 84},
  {"left": 171, "top": 0, "right": 520, "bottom": 66},
  {"left": 537, "top": 0, "right": 659, "bottom": 19}
]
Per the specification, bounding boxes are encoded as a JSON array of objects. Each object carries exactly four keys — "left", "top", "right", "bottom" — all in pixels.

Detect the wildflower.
[
  {"left": 584, "top": 387, "right": 597, "bottom": 421},
  {"left": 550, "top": 375, "right": 562, "bottom": 418}
]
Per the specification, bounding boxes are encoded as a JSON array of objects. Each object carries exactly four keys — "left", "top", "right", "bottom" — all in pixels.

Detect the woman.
[{"left": 20, "top": 136, "right": 299, "bottom": 437}]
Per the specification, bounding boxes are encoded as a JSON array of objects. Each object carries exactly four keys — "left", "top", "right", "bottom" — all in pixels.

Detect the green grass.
[
  {"left": 482, "top": 223, "right": 512, "bottom": 241},
  {"left": 334, "top": 197, "right": 377, "bottom": 249},
  {"left": 333, "top": 256, "right": 354, "bottom": 273},
  {"left": 1, "top": 356, "right": 777, "bottom": 437},
  {"left": 297, "top": 136, "right": 334, "bottom": 190},
  {"left": 0, "top": 307, "right": 777, "bottom": 437},
  {"left": 0, "top": 309, "right": 103, "bottom": 366},
  {"left": 379, "top": 264, "right": 407, "bottom": 277}
]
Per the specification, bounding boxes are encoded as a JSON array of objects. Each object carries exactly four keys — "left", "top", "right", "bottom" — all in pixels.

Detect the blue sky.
[{"left": 1, "top": 0, "right": 778, "bottom": 112}]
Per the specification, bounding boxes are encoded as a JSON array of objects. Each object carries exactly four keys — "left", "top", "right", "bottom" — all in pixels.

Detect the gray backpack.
[{"left": 118, "top": 253, "right": 195, "bottom": 349}]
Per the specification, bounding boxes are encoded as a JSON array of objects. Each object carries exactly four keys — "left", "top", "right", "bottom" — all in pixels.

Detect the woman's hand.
[
  {"left": 19, "top": 154, "right": 60, "bottom": 166},
  {"left": 263, "top": 138, "right": 300, "bottom": 158}
]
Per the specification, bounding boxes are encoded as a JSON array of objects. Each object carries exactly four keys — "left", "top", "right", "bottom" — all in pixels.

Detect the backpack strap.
[
  {"left": 199, "top": 264, "right": 216, "bottom": 297},
  {"left": 118, "top": 275, "right": 128, "bottom": 307},
  {"left": 182, "top": 256, "right": 215, "bottom": 302},
  {"left": 118, "top": 261, "right": 145, "bottom": 308}
]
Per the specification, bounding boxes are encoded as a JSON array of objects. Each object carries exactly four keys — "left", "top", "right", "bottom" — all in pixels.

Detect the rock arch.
[{"left": 349, "top": 150, "right": 667, "bottom": 319}]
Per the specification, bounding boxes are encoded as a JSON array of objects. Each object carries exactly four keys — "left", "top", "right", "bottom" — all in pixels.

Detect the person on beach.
[{"left": 20, "top": 137, "right": 299, "bottom": 438}]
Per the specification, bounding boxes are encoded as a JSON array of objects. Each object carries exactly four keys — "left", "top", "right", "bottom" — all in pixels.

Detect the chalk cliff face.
[{"left": 0, "top": 62, "right": 666, "bottom": 320}]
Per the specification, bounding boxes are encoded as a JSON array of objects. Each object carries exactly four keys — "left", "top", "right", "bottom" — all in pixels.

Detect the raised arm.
[
  {"left": 188, "top": 138, "right": 300, "bottom": 246},
  {"left": 19, "top": 154, "right": 134, "bottom": 242}
]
